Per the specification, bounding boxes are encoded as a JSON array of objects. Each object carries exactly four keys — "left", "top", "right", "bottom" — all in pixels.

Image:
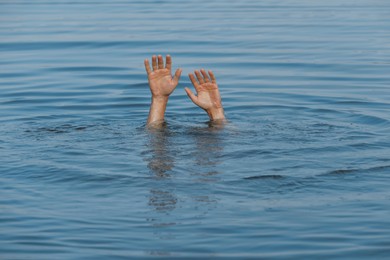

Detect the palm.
[
  {"left": 148, "top": 69, "right": 177, "bottom": 97},
  {"left": 195, "top": 82, "right": 222, "bottom": 110},
  {"left": 185, "top": 70, "right": 223, "bottom": 111},
  {"left": 144, "top": 55, "right": 181, "bottom": 98}
]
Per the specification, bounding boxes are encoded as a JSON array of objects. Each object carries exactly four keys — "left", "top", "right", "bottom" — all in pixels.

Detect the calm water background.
[{"left": 1, "top": 0, "right": 390, "bottom": 258}]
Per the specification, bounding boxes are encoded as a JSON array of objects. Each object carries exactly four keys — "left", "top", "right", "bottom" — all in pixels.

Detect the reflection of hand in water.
[
  {"left": 144, "top": 127, "right": 178, "bottom": 212},
  {"left": 189, "top": 125, "right": 225, "bottom": 178},
  {"left": 148, "top": 189, "right": 177, "bottom": 213},
  {"left": 143, "top": 124, "right": 225, "bottom": 254},
  {"left": 145, "top": 127, "right": 174, "bottom": 178},
  {"left": 144, "top": 128, "right": 178, "bottom": 252}
]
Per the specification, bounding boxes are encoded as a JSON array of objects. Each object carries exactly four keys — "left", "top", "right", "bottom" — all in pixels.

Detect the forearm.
[
  {"left": 147, "top": 96, "right": 169, "bottom": 126},
  {"left": 206, "top": 107, "right": 225, "bottom": 122}
]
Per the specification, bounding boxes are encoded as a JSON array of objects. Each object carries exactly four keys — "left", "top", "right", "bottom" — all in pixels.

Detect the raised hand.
[
  {"left": 185, "top": 69, "right": 225, "bottom": 121},
  {"left": 144, "top": 55, "right": 182, "bottom": 99},
  {"left": 144, "top": 55, "right": 182, "bottom": 126}
]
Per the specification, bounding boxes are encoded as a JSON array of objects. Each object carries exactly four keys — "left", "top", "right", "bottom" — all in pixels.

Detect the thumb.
[
  {"left": 173, "top": 68, "right": 182, "bottom": 85},
  {"left": 185, "top": 87, "right": 199, "bottom": 105}
]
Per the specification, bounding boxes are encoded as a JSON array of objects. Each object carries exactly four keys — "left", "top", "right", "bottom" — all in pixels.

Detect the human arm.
[
  {"left": 144, "top": 54, "right": 182, "bottom": 127},
  {"left": 185, "top": 69, "right": 226, "bottom": 122}
]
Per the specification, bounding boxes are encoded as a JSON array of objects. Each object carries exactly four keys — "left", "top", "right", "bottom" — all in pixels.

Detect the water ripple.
[{"left": 1, "top": 0, "right": 390, "bottom": 258}]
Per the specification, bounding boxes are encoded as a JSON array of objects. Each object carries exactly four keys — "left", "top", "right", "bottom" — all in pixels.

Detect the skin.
[
  {"left": 144, "top": 54, "right": 182, "bottom": 127},
  {"left": 144, "top": 55, "right": 225, "bottom": 127},
  {"left": 185, "top": 69, "right": 225, "bottom": 122}
]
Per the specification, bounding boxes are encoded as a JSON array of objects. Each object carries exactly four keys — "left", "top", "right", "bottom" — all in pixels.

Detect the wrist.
[
  {"left": 151, "top": 95, "right": 169, "bottom": 104},
  {"left": 206, "top": 107, "right": 225, "bottom": 121}
]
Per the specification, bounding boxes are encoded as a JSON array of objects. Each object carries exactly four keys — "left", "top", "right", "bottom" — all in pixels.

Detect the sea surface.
[{"left": 1, "top": 0, "right": 390, "bottom": 258}]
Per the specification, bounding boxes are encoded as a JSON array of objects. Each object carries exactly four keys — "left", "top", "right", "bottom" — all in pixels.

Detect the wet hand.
[
  {"left": 144, "top": 55, "right": 182, "bottom": 100},
  {"left": 185, "top": 69, "right": 225, "bottom": 121}
]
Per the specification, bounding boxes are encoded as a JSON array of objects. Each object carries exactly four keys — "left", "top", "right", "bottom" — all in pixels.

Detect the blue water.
[{"left": 1, "top": 0, "right": 390, "bottom": 258}]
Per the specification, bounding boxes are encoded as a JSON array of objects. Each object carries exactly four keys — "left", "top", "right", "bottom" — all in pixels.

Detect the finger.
[
  {"left": 152, "top": 55, "right": 157, "bottom": 71},
  {"left": 165, "top": 54, "right": 172, "bottom": 71},
  {"left": 158, "top": 55, "right": 164, "bottom": 69},
  {"left": 200, "top": 69, "right": 210, "bottom": 83},
  {"left": 144, "top": 59, "right": 152, "bottom": 75},
  {"left": 172, "top": 68, "right": 182, "bottom": 85},
  {"left": 208, "top": 70, "right": 217, "bottom": 84},
  {"left": 194, "top": 70, "right": 205, "bottom": 84},
  {"left": 189, "top": 73, "right": 200, "bottom": 90},
  {"left": 185, "top": 87, "right": 199, "bottom": 105}
]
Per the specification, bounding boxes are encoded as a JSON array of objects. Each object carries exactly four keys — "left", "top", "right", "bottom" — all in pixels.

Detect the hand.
[
  {"left": 144, "top": 55, "right": 182, "bottom": 126},
  {"left": 144, "top": 55, "right": 182, "bottom": 100},
  {"left": 185, "top": 69, "right": 225, "bottom": 121}
]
